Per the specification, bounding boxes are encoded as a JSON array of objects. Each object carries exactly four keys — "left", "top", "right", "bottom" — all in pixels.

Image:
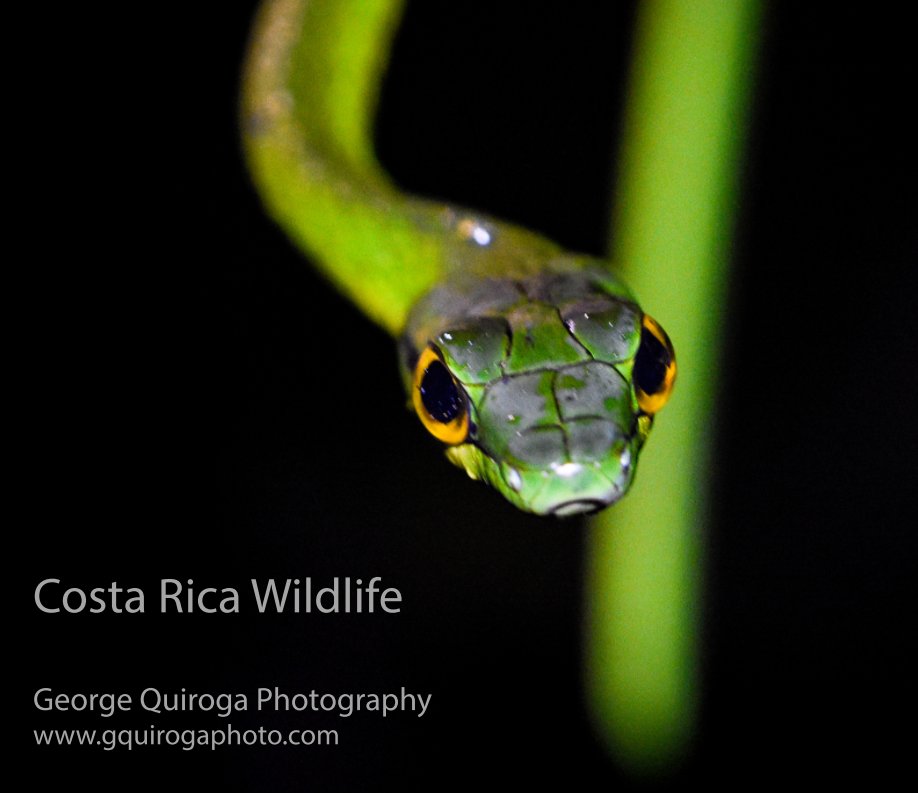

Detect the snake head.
[{"left": 401, "top": 270, "right": 675, "bottom": 516}]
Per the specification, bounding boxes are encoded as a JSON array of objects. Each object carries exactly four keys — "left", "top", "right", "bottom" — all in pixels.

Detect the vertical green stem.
[{"left": 586, "top": 0, "right": 761, "bottom": 773}]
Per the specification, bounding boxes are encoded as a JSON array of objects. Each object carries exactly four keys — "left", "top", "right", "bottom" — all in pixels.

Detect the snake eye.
[
  {"left": 634, "top": 314, "right": 676, "bottom": 414},
  {"left": 412, "top": 345, "right": 470, "bottom": 444}
]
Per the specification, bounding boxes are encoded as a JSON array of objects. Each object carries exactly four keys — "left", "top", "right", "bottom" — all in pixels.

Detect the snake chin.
[{"left": 550, "top": 499, "right": 607, "bottom": 518}]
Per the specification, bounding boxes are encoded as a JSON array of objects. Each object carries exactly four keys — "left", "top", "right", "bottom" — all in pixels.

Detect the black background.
[{"left": 21, "top": 2, "right": 914, "bottom": 790}]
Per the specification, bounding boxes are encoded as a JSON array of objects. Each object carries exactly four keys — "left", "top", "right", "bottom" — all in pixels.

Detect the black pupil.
[
  {"left": 420, "top": 360, "right": 463, "bottom": 423},
  {"left": 634, "top": 326, "right": 670, "bottom": 395}
]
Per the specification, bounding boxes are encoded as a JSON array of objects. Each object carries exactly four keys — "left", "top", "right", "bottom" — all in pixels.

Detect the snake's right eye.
[{"left": 412, "top": 346, "right": 470, "bottom": 444}]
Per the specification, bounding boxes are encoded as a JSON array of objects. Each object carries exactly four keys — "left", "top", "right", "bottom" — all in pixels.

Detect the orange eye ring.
[
  {"left": 634, "top": 314, "right": 676, "bottom": 414},
  {"left": 412, "top": 346, "right": 470, "bottom": 444}
]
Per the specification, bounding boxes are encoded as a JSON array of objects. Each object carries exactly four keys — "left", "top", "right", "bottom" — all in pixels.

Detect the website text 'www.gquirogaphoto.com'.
[{"left": 34, "top": 723, "right": 339, "bottom": 751}]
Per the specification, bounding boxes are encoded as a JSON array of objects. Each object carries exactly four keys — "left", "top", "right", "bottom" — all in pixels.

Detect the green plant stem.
[{"left": 585, "top": 0, "right": 761, "bottom": 773}]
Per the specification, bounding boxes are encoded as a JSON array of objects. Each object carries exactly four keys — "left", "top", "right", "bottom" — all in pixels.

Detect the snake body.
[{"left": 243, "top": 0, "right": 675, "bottom": 515}]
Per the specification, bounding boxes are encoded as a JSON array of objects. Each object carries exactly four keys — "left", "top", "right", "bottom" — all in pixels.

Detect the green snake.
[{"left": 242, "top": 0, "right": 675, "bottom": 516}]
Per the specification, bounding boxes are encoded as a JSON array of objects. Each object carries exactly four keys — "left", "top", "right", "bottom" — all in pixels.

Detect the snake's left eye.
[
  {"left": 634, "top": 314, "right": 676, "bottom": 414},
  {"left": 412, "top": 346, "right": 470, "bottom": 444}
]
